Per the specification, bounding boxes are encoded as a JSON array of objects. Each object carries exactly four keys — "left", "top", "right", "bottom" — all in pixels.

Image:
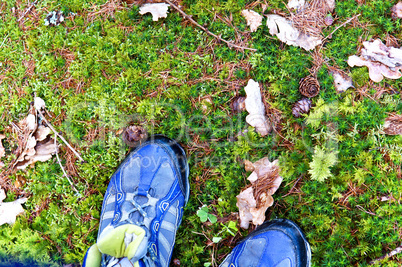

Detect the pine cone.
[
  {"left": 231, "top": 96, "right": 246, "bottom": 113},
  {"left": 122, "top": 125, "right": 148, "bottom": 147},
  {"left": 383, "top": 114, "right": 402, "bottom": 135},
  {"left": 299, "top": 76, "right": 320, "bottom": 98},
  {"left": 292, "top": 98, "right": 312, "bottom": 118}
]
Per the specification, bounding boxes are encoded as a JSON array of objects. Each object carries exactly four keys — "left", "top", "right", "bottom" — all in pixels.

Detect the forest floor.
[{"left": 0, "top": 0, "right": 401, "bottom": 266}]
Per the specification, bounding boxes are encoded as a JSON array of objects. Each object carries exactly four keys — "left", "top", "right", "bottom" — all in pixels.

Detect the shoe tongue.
[{"left": 97, "top": 224, "right": 148, "bottom": 262}]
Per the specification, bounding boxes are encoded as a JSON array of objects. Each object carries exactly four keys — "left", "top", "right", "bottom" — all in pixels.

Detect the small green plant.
[
  {"left": 196, "top": 205, "right": 217, "bottom": 224},
  {"left": 308, "top": 146, "right": 338, "bottom": 182}
]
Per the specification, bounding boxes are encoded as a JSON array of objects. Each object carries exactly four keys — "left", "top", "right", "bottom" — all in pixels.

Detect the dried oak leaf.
[
  {"left": 244, "top": 79, "right": 271, "bottom": 136},
  {"left": 325, "top": 0, "right": 335, "bottom": 12},
  {"left": 35, "top": 125, "right": 52, "bottom": 142},
  {"left": 347, "top": 39, "right": 402, "bottom": 82},
  {"left": 34, "top": 97, "right": 46, "bottom": 111},
  {"left": 16, "top": 137, "right": 58, "bottom": 170},
  {"left": 329, "top": 67, "right": 354, "bottom": 93},
  {"left": 241, "top": 10, "right": 263, "bottom": 32},
  {"left": 391, "top": 2, "right": 402, "bottom": 19},
  {"left": 383, "top": 114, "right": 402, "bottom": 135},
  {"left": 19, "top": 113, "right": 37, "bottom": 132},
  {"left": 266, "top": 14, "right": 322, "bottom": 51},
  {"left": 0, "top": 187, "right": 27, "bottom": 226},
  {"left": 236, "top": 157, "right": 282, "bottom": 229},
  {"left": 139, "top": 3, "right": 169, "bottom": 21},
  {"left": 287, "top": 0, "right": 305, "bottom": 10}
]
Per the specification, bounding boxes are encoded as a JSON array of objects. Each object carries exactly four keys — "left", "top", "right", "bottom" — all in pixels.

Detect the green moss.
[{"left": 0, "top": 0, "right": 401, "bottom": 265}]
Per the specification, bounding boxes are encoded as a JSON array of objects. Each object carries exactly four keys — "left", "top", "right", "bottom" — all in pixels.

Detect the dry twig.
[
  {"left": 164, "top": 0, "right": 256, "bottom": 51},
  {"left": 35, "top": 109, "right": 85, "bottom": 163},
  {"left": 322, "top": 14, "right": 361, "bottom": 42},
  {"left": 370, "top": 243, "right": 402, "bottom": 265},
  {"left": 54, "top": 138, "right": 79, "bottom": 194},
  {"left": 17, "top": 0, "right": 38, "bottom": 22}
]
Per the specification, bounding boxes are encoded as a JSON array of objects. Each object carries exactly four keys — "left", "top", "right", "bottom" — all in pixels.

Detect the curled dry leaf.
[
  {"left": 16, "top": 137, "right": 58, "bottom": 170},
  {"left": 383, "top": 114, "right": 402, "bottom": 135},
  {"left": 19, "top": 113, "right": 37, "bottom": 132},
  {"left": 329, "top": 67, "right": 354, "bottom": 93},
  {"left": 391, "top": 2, "right": 402, "bottom": 19},
  {"left": 139, "top": 3, "right": 170, "bottom": 21},
  {"left": 287, "top": 0, "right": 305, "bottom": 10},
  {"left": 15, "top": 110, "right": 57, "bottom": 170},
  {"left": 347, "top": 39, "right": 402, "bottom": 82},
  {"left": 0, "top": 187, "right": 27, "bottom": 226},
  {"left": 244, "top": 79, "right": 271, "bottom": 136},
  {"left": 34, "top": 97, "right": 46, "bottom": 111},
  {"left": 35, "top": 125, "right": 52, "bottom": 142},
  {"left": 236, "top": 157, "right": 282, "bottom": 229},
  {"left": 266, "top": 15, "right": 322, "bottom": 51},
  {"left": 241, "top": 10, "right": 263, "bottom": 32},
  {"left": 325, "top": 0, "right": 335, "bottom": 12}
]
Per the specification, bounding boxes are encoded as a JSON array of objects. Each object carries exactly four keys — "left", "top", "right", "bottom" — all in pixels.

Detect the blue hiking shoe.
[
  {"left": 83, "top": 135, "right": 190, "bottom": 267},
  {"left": 220, "top": 219, "right": 311, "bottom": 267}
]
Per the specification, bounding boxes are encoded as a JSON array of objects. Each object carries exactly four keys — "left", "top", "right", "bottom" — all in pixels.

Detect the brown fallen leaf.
[
  {"left": 348, "top": 55, "right": 402, "bottom": 82},
  {"left": 0, "top": 187, "right": 27, "bottom": 226},
  {"left": 348, "top": 39, "right": 402, "bottom": 82},
  {"left": 266, "top": 15, "right": 322, "bottom": 51},
  {"left": 14, "top": 107, "right": 58, "bottom": 170},
  {"left": 34, "top": 125, "right": 51, "bottom": 142},
  {"left": 241, "top": 10, "right": 263, "bottom": 32},
  {"left": 16, "top": 137, "right": 58, "bottom": 170},
  {"left": 19, "top": 113, "right": 37, "bottom": 132},
  {"left": 287, "top": 0, "right": 305, "bottom": 10},
  {"left": 244, "top": 79, "right": 271, "bottom": 136},
  {"left": 14, "top": 176, "right": 27, "bottom": 189},
  {"left": 236, "top": 157, "right": 282, "bottom": 229},
  {"left": 139, "top": 3, "right": 169, "bottom": 21},
  {"left": 391, "top": 2, "right": 402, "bottom": 19},
  {"left": 383, "top": 114, "right": 402, "bottom": 135},
  {"left": 329, "top": 67, "right": 354, "bottom": 93},
  {"left": 16, "top": 136, "right": 37, "bottom": 165}
]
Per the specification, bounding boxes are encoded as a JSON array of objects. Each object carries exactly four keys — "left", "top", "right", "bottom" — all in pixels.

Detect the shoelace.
[{"left": 103, "top": 192, "right": 159, "bottom": 267}]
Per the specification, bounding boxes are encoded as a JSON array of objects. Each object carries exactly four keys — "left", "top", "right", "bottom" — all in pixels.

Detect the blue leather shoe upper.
[{"left": 220, "top": 219, "right": 311, "bottom": 267}]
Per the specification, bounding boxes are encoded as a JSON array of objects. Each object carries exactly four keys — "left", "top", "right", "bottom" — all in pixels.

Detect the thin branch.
[
  {"left": 322, "top": 14, "right": 361, "bottom": 42},
  {"left": 35, "top": 109, "right": 85, "bottom": 163},
  {"left": 370, "top": 243, "right": 402, "bottom": 265},
  {"left": 17, "top": 0, "right": 38, "bottom": 22},
  {"left": 282, "top": 175, "right": 303, "bottom": 197},
  {"left": 54, "top": 138, "right": 79, "bottom": 194},
  {"left": 0, "top": 34, "right": 9, "bottom": 49},
  {"left": 356, "top": 205, "right": 380, "bottom": 217},
  {"left": 164, "top": 0, "right": 256, "bottom": 51}
]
